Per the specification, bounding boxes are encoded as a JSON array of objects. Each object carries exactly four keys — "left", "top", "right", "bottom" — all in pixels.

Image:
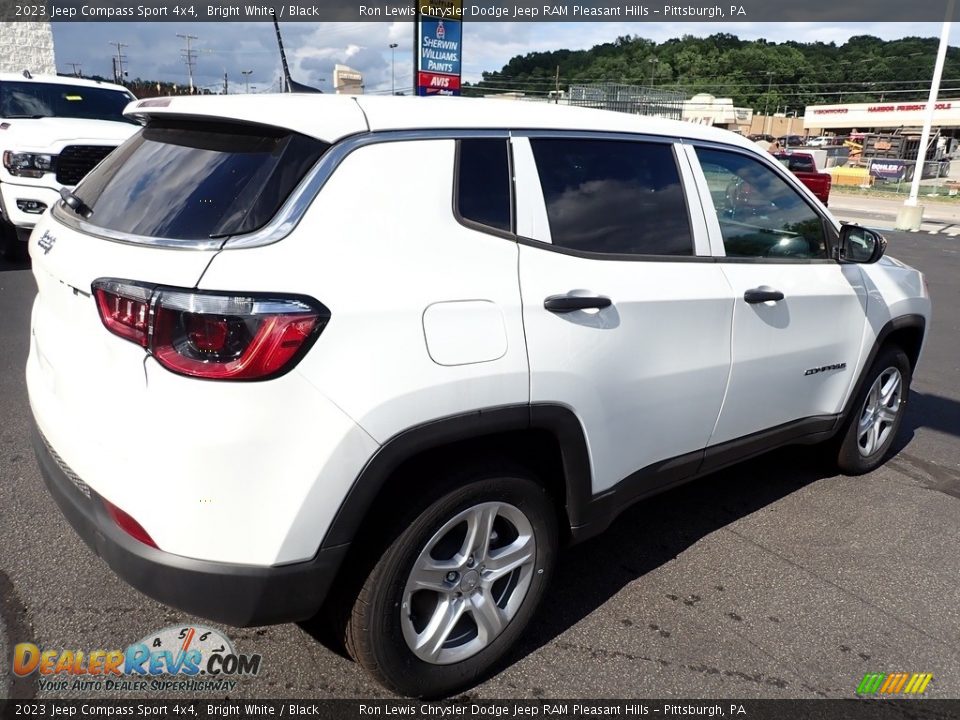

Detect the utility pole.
[
  {"left": 390, "top": 43, "right": 398, "bottom": 96},
  {"left": 554, "top": 65, "right": 560, "bottom": 104},
  {"left": 67, "top": 62, "right": 82, "bottom": 77},
  {"left": 762, "top": 71, "right": 774, "bottom": 135},
  {"left": 223, "top": 71, "right": 228, "bottom": 95},
  {"left": 241, "top": 70, "right": 253, "bottom": 94},
  {"left": 109, "top": 41, "right": 128, "bottom": 84},
  {"left": 177, "top": 33, "right": 198, "bottom": 94}
]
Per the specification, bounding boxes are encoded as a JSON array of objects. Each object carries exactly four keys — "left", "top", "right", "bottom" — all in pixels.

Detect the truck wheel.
[
  {"left": 835, "top": 346, "right": 912, "bottom": 475},
  {"left": 344, "top": 472, "right": 557, "bottom": 698}
]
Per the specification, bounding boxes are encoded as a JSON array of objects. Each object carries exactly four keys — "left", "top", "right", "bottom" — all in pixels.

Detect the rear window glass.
[
  {"left": 72, "top": 120, "right": 328, "bottom": 240},
  {"left": 0, "top": 81, "right": 135, "bottom": 123},
  {"left": 776, "top": 155, "right": 816, "bottom": 173}
]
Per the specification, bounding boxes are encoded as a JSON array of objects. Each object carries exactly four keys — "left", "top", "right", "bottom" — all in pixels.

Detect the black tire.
[
  {"left": 344, "top": 470, "right": 558, "bottom": 698},
  {"left": 835, "top": 346, "right": 912, "bottom": 475}
]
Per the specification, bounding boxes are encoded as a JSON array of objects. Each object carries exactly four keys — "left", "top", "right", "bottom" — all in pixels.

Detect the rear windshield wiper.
[{"left": 59, "top": 187, "right": 94, "bottom": 218}]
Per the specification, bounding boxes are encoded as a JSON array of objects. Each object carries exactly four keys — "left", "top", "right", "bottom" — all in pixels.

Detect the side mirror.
[{"left": 838, "top": 224, "right": 887, "bottom": 264}]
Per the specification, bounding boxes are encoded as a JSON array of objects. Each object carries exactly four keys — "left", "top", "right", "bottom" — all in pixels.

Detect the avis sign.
[
  {"left": 418, "top": 72, "right": 461, "bottom": 93},
  {"left": 416, "top": 0, "right": 462, "bottom": 96}
]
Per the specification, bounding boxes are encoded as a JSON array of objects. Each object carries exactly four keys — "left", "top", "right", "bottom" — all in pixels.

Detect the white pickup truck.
[{"left": 0, "top": 72, "right": 138, "bottom": 258}]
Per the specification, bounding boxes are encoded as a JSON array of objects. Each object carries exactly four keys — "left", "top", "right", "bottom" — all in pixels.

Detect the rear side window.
[
  {"left": 456, "top": 139, "right": 512, "bottom": 233},
  {"left": 72, "top": 120, "right": 328, "bottom": 240},
  {"left": 529, "top": 138, "right": 693, "bottom": 257},
  {"left": 776, "top": 155, "right": 815, "bottom": 173}
]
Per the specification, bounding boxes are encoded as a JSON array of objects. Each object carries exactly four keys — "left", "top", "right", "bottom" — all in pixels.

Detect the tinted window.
[
  {"left": 72, "top": 121, "right": 328, "bottom": 240},
  {"left": 0, "top": 82, "right": 135, "bottom": 123},
  {"left": 530, "top": 139, "right": 692, "bottom": 256},
  {"left": 696, "top": 148, "right": 827, "bottom": 259},
  {"left": 775, "top": 154, "right": 816, "bottom": 173},
  {"left": 457, "top": 139, "right": 511, "bottom": 233}
]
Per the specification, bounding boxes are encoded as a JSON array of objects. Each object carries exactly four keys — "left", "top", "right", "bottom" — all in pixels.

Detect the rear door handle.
[
  {"left": 543, "top": 294, "right": 612, "bottom": 313},
  {"left": 743, "top": 286, "right": 785, "bottom": 304}
]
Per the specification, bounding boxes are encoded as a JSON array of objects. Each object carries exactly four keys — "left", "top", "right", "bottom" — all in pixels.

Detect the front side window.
[
  {"left": 71, "top": 120, "right": 328, "bottom": 240},
  {"left": 530, "top": 138, "right": 693, "bottom": 257},
  {"left": 696, "top": 147, "right": 827, "bottom": 259},
  {"left": 0, "top": 82, "right": 135, "bottom": 123}
]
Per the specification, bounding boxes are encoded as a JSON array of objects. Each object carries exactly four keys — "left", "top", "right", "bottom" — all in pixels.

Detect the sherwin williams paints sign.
[{"left": 415, "top": 0, "right": 462, "bottom": 96}]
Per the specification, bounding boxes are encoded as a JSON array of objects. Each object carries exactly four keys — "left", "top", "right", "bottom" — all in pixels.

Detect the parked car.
[
  {"left": 772, "top": 150, "right": 833, "bottom": 205},
  {"left": 27, "top": 95, "right": 931, "bottom": 698},
  {"left": 0, "top": 72, "right": 138, "bottom": 259},
  {"left": 777, "top": 134, "right": 806, "bottom": 147},
  {"left": 806, "top": 135, "right": 835, "bottom": 147}
]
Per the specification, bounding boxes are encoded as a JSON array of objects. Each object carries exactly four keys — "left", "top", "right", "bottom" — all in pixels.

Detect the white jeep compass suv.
[
  {"left": 0, "top": 72, "right": 137, "bottom": 259},
  {"left": 26, "top": 95, "right": 931, "bottom": 698}
]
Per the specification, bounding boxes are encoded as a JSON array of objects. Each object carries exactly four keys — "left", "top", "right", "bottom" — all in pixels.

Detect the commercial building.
[{"left": 0, "top": 22, "right": 56, "bottom": 74}]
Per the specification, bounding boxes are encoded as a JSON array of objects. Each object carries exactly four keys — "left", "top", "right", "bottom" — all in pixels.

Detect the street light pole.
[
  {"left": 897, "top": 0, "right": 954, "bottom": 229},
  {"left": 389, "top": 43, "right": 398, "bottom": 96},
  {"left": 241, "top": 70, "right": 252, "bottom": 94}
]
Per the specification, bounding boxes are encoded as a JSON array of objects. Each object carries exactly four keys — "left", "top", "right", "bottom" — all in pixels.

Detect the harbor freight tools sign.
[{"left": 415, "top": 0, "right": 463, "bottom": 96}]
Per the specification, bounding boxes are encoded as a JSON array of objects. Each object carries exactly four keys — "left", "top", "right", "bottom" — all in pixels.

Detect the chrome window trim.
[
  {"left": 50, "top": 128, "right": 512, "bottom": 251},
  {"left": 49, "top": 127, "right": 728, "bottom": 252}
]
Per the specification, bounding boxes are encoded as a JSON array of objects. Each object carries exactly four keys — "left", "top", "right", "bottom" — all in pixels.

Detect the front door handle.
[
  {"left": 743, "top": 286, "right": 785, "bottom": 304},
  {"left": 543, "top": 294, "right": 612, "bottom": 313}
]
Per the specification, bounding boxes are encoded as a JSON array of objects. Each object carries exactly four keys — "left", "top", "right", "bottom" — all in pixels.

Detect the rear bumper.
[{"left": 32, "top": 422, "right": 349, "bottom": 627}]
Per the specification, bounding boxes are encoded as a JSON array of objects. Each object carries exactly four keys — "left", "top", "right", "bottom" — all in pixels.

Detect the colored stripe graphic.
[
  {"left": 857, "top": 673, "right": 886, "bottom": 694},
  {"left": 857, "top": 672, "right": 932, "bottom": 695}
]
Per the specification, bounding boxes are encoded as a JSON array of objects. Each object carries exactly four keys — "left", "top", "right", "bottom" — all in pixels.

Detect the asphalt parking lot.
[{"left": 1, "top": 228, "right": 958, "bottom": 701}]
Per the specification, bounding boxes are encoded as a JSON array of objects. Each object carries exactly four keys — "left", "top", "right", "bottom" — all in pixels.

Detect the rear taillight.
[
  {"left": 92, "top": 279, "right": 328, "bottom": 381},
  {"left": 93, "top": 280, "right": 152, "bottom": 347}
]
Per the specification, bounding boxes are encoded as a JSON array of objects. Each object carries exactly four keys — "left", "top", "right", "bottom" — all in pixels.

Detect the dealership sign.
[{"left": 415, "top": 0, "right": 462, "bottom": 96}]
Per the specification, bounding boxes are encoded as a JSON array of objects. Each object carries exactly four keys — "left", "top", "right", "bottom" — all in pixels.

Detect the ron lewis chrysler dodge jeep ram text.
[{"left": 27, "top": 95, "right": 930, "bottom": 698}]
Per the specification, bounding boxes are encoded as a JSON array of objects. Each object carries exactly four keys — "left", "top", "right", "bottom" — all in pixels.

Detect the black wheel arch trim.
[
  {"left": 839, "top": 313, "right": 926, "bottom": 423},
  {"left": 320, "top": 403, "right": 592, "bottom": 549}
]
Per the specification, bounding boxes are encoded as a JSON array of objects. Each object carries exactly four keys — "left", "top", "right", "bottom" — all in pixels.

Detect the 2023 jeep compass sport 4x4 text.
[{"left": 27, "top": 95, "right": 930, "bottom": 698}]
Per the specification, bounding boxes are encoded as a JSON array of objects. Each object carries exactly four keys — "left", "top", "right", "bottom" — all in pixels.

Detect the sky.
[{"left": 49, "top": 22, "right": 951, "bottom": 95}]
